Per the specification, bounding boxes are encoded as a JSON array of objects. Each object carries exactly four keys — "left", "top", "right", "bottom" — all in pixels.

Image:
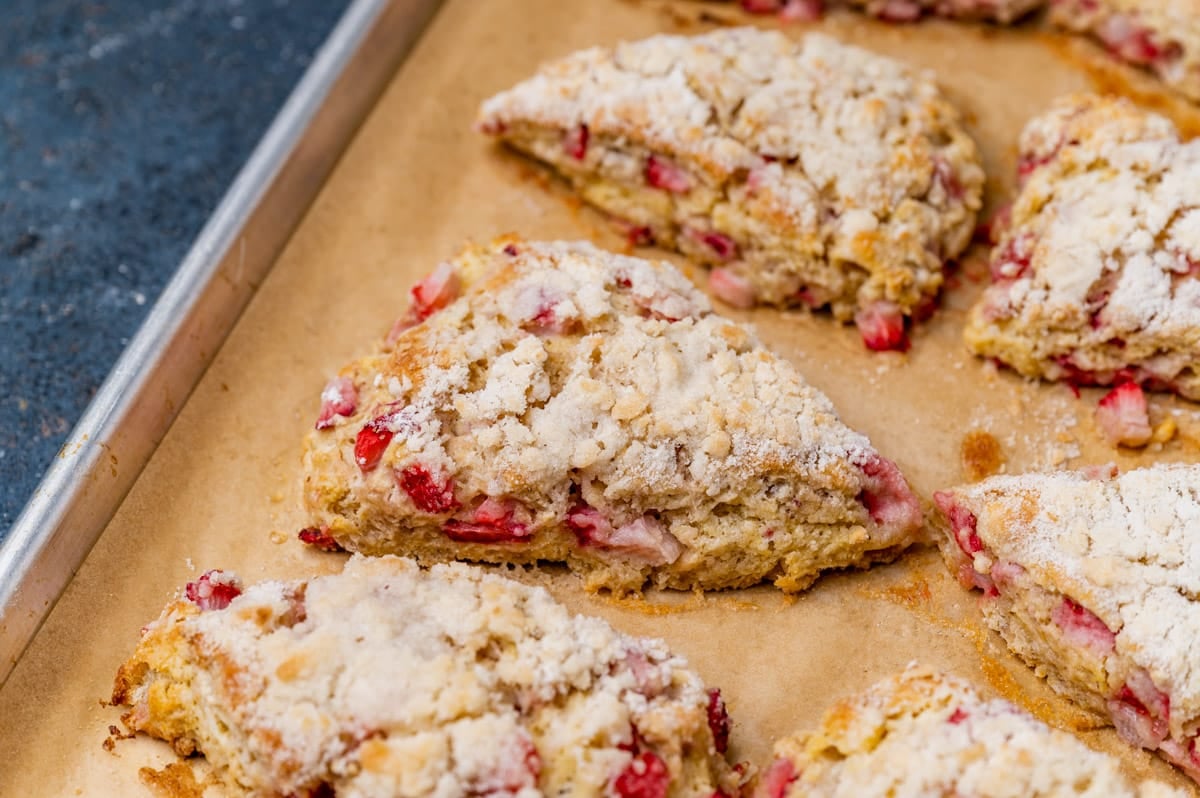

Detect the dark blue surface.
[{"left": 0, "top": 0, "right": 352, "bottom": 537}]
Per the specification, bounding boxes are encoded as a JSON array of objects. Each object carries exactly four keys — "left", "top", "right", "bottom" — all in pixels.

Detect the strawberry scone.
[
  {"left": 731, "top": 0, "right": 1042, "bottom": 23},
  {"left": 964, "top": 94, "right": 1200, "bottom": 399},
  {"left": 301, "top": 238, "right": 923, "bottom": 593},
  {"left": 477, "top": 29, "right": 985, "bottom": 351},
  {"left": 757, "top": 665, "right": 1184, "bottom": 797},
  {"left": 112, "top": 556, "right": 741, "bottom": 798},
  {"left": 933, "top": 464, "right": 1200, "bottom": 785},
  {"left": 1050, "top": 0, "right": 1200, "bottom": 102}
]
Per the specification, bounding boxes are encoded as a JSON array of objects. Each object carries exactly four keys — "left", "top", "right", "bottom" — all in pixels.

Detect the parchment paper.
[{"left": 4, "top": 1, "right": 1200, "bottom": 794}]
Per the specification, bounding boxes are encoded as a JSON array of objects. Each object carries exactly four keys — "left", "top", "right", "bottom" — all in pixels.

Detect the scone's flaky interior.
[
  {"left": 301, "top": 237, "right": 924, "bottom": 593},
  {"left": 761, "top": 664, "right": 1184, "bottom": 797},
  {"left": 934, "top": 464, "right": 1200, "bottom": 786},
  {"left": 113, "top": 556, "right": 741, "bottom": 798},
  {"left": 965, "top": 93, "right": 1200, "bottom": 399},
  {"left": 477, "top": 29, "right": 983, "bottom": 348}
]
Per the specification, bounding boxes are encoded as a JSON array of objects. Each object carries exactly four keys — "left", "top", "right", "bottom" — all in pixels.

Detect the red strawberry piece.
[
  {"left": 708, "top": 268, "right": 757, "bottom": 309},
  {"left": 624, "top": 649, "right": 666, "bottom": 697},
  {"left": 503, "top": 243, "right": 520, "bottom": 256},
  {"left": 932, "top": 156, "right": 964, "bottom": 200},
  {"left": 1097, "top": 16, "right": 1177, "bottom": 65},
  {"left": 472, "top": 732, "right": 542, "bottom": 794},
  {"left": 854, "top": 300, "right": 910, "bottom": 352},
  {"left": 617, "top": 221, "right": 655, "bottom": 248},
  {"left": 757, "top": 758, "right": 797, "bottom": 798},
  {"left": 1095, "top": 382, "right": 1152, "bottom": 448},
  {"left": 1051, "top": 597, "right": 1116, "bottom": 656},
  {"left": 443, "top": 497, "right": 533, "bottom": 543},
  {"left": 1082, "top": 463, "right": 1119, "bottom": 481},
  {"left": 566, "top": 504, "right": 613, "bottom": 546},
  {"left": 858, "top": 455, "right": 922, "bottom": 535},
  {"left": 740, "top": 0, "right": 782, "bottom": 11},
  {"left": 614, "top": 751, "right": 670, "bottom": 798},
  {"left": 397, "top": 465, "right": 459, "bottom": 513},
  {"left": 387, "top": 263, "right": 462, "bottom": 342},
  {"left": 516, "top": 284, "right": 575, "bottom": 334},
  {"left": 315, "top": 376, "right": 358, "bottom": 430},
  {"left": 696, "top": 230, "right": 739, "bottom": 262},
  {"left": 354, "top": 416, "right": 395, "bottom": 472},
  {"left": 564, "top": 124, "right": 589, "bottom": 161},
  {"left": 933, "top": 492, "right": 983, "bottom": 556},
  {"left": 1109, "top": 676, "right": 1170, "bottom": 749},
  {"left": 990, "top": 234, "right": 1034, "bottom": 282},
  {"left": 567, "top": 505, "right": 681, "bottom": 565},
  {"left": 706, "top": 689, "right": 731, "bottom": 754},
  {"left": 184, "top": 570, "right": 243, "bottom": 611},
  {"left": 948, "top": 708, "right": 969, "bottom": 725},
  {"left": 989, "top": 559, "right": 1026, "bottom": 592},
  {"left": 644, "top": 154, "right": 692, "bottom": 194},
  {"left": 779, "top": 0, "right": 824, "bottom": 20},
  {"left": 874, "top": 0, "right": 922, "bottom": 22},
  {"left": 297, "top": 526, "right": 344, "bottom": 552}
]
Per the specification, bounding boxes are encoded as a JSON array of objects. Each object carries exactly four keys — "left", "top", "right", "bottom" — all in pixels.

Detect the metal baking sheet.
[
  {"left": 0, "top": 0, "right": 444, "bottom": 685},
  {"left": 4, "top": 1, "right": 1200, "bottom": 795}
]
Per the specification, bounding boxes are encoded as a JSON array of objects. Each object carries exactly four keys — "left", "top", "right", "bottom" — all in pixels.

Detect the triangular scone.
[
  {"left": 758, "top": 665, "right": 1184, "bottom": 797},
  {"left": 965, "top": 94, "right": 1200, "bottom": 399},
  {"left": 1049, "top": 1, "right": 1200, "bottom": 103},
  {"left": 112, "top": 556, "right": 741, "bottom": 797},
  {"left": 477, "top": 29, "right": 984, "bottom": 351},
  {"left": 934, "top": 464, "right": 1200, "bottom": 785},
  {"left": 301, "top": 238, "right": 923, "bottom": 593}
]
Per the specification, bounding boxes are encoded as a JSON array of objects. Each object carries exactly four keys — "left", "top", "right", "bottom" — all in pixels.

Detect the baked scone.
[
  {"left": 756, "top": 664, "right": 1185, "bottom": 797},
  {"left": 112, "top": 556, "right": 741, "bottom": 798},
  {"left": 477, "top": 29, "right": 985, "bottom": 351},
  {"left": 964, "top": 94, "right": 1200, "bottom": 399},
  {"left": 1050, "top": 0, "right": 1200, "bottom": 102},
  {"left": 733, "top": 0, "right": 1042, "bottom": 23},
  {"left": 933, "top": 464, "right": 1200, "bottom": 785},
  {"left": 301, "top": 238, "right": 924, "bottom": 593}
]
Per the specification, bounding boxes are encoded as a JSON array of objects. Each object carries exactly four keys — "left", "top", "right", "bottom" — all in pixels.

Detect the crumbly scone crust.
[
  {"left": 112, "top": 556, "right": 739, "bottom": 798},
  {"left": 964, "top": 94, "right": 1200, "bottom": 399},
  {"left": 766, "top": 665, "right": 1184, "bottom": 797},
  {"left": 934, "top": 464, "right": 1200, "bottom": 782},
  {"left": 1050, "top": 0, "right": 1200, "bottom": 102},
  {"left": 302, "top": 238, "right": 923, "bottom": 593},
  {"left": 477, "top": 29, "right": 984, "bottom": 324}
]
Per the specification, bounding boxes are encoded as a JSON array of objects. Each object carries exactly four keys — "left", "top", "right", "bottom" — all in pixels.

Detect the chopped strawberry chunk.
[
  {"left": 184, "top": 570, "right": 243, "bottom": 611},
  {"left": 1097, "top": 15, "right": 1179, "bottom": 65},
  {"left": 503, "top": 243, "right": 520, "bottom": 257},
  {"left": 990, "top": 234, "right": 1034, "bottom": 282},
  {"left": 354, "top": 416, "right": 395, "bottom": 472},
  {"left": 472, "top": 732, "right": 542, "bottom": 795},
  {"left": 855, "top": 300, "right": 910, "bottom": 352},
  {"left": 397, "top": 465, "right": 459, "bottom": 513},
  {"left": 410, "top": 262, "right": 460, "bottom": 321},
  {"left": 1051, "top": 597, "right": 1116, "bottom": 656},
  {"left": 1095, "top": 382, "right": 1152, "bottom": 448},
  {"left": 708, "top": 268, "right": 757, "bottom": 309},
  {"left": 741, "top": 0, "right": 783, "bottom": 11},
  {"left": 932, "top": 156, "right": 965, "bottom": 200},
  {"left": 614, "top": 751, "right": 670, "bottom": 798},
  {"left": 933, "top": 491, "right": 983, "bottom": 556},
  {"left": 564, "top": 124, "right": 589, "bottom": 160},
  {"left": 566, "top": 506, "right": 682, "bottom": 565},
  {"left": 620, "top": 223, "right": 655, "bottom": 248},
  {"left": 1109, "top": 678, "right": 1170, "bottom": 750},
  {"left": 297, "top": 526, "right": 343, "bottom": 552},
  {"left": 779, "top": 0, "right": 824, "bottom": 20},
  {"left": 625, "top": 649, "right": 666, "bottom": 697},
  {"left": 645, "top": 154, "right": 692, "bottom": 194},
  {"left": 516, "top": 284, "right": 575, "bottom": 335},
  {"left": 756, "top": 758, "right": 797, "bottom": 798},
  {"left": 874, "top": 0, "right": 922, "bottom": 22},
  {"left": 315, "top": 376, "right": 358, "bottom": 430},
  {"left": 443, "top": 497, "right": 533, "bottom": 543},
  {"left": 695, "top": 230, "right": 739, "bottom": 262},
  {"left": 706, "top": 689, "right": 731, "bottom": 754},
  {"left": 858, "top": 455, "right": 922, "bottom": 540},
  {"left": 948, "top": 708, "right": 969, "bottom": 725}
]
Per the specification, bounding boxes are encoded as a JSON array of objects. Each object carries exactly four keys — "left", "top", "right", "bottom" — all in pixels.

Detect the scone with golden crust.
[
  {"left": 112, "top": 556, "right": 741, "bottom": 798},
  {"left": 1050, "top": 0, "right": 1200, "bottom": 102},
  {"left": 301, "top": 238, "right": 923, "bottom": 594},
  {"left": 477, "top": 29, "right": 984, "bottom": 352},
  {"left": 755, "top": 665, "right": 1185, "bottom": 797},
  {"left": 934, "top": 464, "right": 1200, "bottom": 786},
  {"left": 965, "top": 94, "right": 1200, "bottom": 399}
]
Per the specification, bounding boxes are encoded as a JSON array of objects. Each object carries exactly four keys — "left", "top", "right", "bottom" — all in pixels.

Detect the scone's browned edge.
[
  {"left": 299, "top": 236, "right": 926, "bottom": 595},
  {"left": 111, "top": 556, "right": 743, "bottom": 798}
]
